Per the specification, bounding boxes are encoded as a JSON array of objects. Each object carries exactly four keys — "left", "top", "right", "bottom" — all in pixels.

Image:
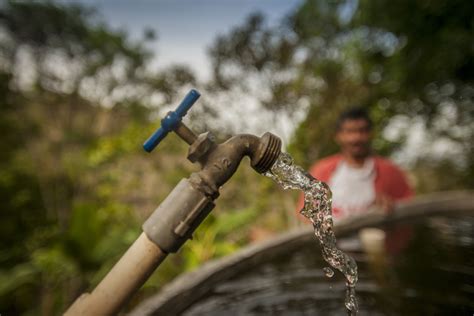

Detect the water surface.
[{"left": 183, "top": 215, "right": 474, "bottom": 315}]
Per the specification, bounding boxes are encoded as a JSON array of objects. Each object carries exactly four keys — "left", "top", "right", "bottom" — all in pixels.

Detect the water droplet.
[{"left": 323, "top": 267, "right": 334, "bottom": 278}]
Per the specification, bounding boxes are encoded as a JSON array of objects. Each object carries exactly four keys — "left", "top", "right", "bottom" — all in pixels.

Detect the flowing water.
[{"left": 265, "top": 152, "right": 359, "bottom": 314}]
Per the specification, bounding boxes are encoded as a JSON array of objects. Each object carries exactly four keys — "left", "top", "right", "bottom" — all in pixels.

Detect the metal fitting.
[
  {"left": 189, "top": 132, "right": 282, "bottom": 198},
  {"left": 187, "top": 132, "right": 216, "bottom": 163},
  {"left": 143, "top": 179, "right": 215, "bottom": 253},
  {"left": 250, "top": 132, "right": 282, "bottom": 174}
]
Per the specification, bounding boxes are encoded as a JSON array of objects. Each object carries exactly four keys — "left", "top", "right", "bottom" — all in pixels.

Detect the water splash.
[{"left": 265, "top": 152, "right": 358, "bottom": 314}]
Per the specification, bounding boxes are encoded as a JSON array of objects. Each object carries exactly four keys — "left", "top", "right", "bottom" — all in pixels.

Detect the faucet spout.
[{"left": 190, "top": 132, "right": 282, "bottom": 197}]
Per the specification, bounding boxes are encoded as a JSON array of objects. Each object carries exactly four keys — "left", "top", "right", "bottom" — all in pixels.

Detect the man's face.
[{"left": 335, "top": 119, "right": 372, "bottom": 159}]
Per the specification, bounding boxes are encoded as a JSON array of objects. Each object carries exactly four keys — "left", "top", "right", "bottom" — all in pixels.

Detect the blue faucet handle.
[
  {"left": 175, "top": 89, "right": 200, "bottom": 117},
  {"left": 143, "top": 89, "right": 201, "bottom": 153}
]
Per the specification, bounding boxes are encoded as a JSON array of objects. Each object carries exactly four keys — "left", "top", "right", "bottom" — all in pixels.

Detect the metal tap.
[{"left": 65, "top": 89, "right": 282, "bottom": 315}]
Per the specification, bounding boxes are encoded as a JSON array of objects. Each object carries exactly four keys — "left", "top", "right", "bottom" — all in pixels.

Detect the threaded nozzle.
[{"left": 251, "top": 132, "right": 282, "bottom": 174}]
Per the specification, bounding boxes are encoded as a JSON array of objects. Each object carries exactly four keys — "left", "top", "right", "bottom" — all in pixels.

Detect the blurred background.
[{"left": 0, "top": 0, "right": 472, "bottom": 314}]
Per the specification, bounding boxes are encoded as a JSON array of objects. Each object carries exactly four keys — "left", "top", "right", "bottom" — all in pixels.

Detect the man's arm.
[
  {"left": 389, "top": 164, "right": 414, "bottom": 200},
  {"left": 375, "top": 159, "right": 414, "bottom": 213}
]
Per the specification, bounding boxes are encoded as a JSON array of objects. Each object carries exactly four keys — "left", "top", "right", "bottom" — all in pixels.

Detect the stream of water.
[{"left": 265, "top": 152, "right": 359, "bottom": 314}]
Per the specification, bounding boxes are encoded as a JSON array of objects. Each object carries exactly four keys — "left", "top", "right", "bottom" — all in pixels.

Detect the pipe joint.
[{"left": 143, "top": 179, "right": 215, "bottom": 253}]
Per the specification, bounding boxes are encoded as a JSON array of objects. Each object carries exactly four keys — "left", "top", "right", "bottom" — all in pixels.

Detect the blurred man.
[{"left": 298, "top": 107, "right": 413, "bottom": 221}]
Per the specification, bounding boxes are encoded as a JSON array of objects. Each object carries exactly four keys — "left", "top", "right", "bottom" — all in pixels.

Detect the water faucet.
[{"left": 65, "top": 90, "right": 282, "bottom": 315}]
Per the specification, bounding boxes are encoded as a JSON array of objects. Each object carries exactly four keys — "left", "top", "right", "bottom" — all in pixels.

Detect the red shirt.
[{"left": 296, "top": 154, "right": 413, "bottom": 220}]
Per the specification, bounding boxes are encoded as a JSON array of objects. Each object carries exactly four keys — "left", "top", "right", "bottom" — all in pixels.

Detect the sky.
[{"left": 67, "top": 0, "right": 303, "bottom": 80}]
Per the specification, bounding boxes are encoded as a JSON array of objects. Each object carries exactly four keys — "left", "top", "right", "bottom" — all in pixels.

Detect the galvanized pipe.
[{"left": 64, "top": 233, "right": 167, "bottom": 316}]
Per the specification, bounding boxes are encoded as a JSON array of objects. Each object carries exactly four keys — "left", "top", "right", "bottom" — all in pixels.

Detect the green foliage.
[
  {"left": 207, "top": 0, "right": 474, "bottom": 189},
  {"left": 356, "top": 0, "right": 474, "bottom": 89},
  {"left": 0, "top": 1, "right": 197, "bottom": 314}
]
